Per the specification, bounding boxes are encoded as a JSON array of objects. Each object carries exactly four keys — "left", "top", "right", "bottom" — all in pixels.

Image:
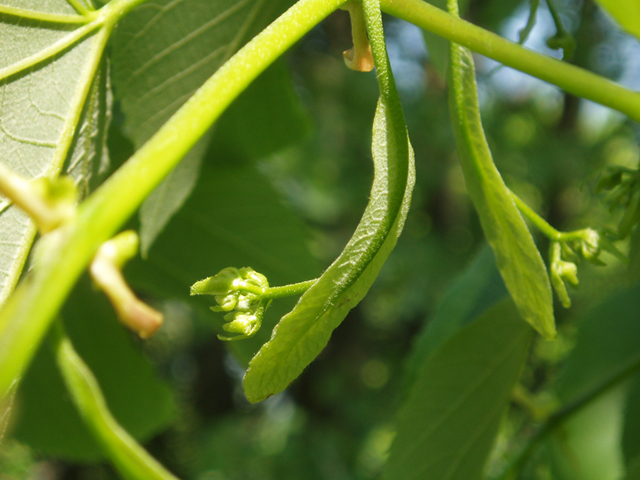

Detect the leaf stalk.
[{"left": 50, "top": 321, "right": 179, "bottom": 480}]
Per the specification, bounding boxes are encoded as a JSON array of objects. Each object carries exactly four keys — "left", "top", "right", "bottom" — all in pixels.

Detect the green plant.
[{"left": 1, "top": 0, "right": 640, "bottom": 478}]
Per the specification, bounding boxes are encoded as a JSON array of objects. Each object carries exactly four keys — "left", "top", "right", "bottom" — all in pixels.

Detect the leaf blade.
[
  {"left": 109, "top": 0, "right": 302, "bottom": 252},
  {"left": 592, "top": 0, "right": 640, "bottom": 42},
  {"left": 242, "top": 0, "right": 415, "bottom": 403},
  {"left": 384, "top": 299, "right": 532, "bottom": 480},
  {"left": 447, "top": 41, "right": 555, "bottom": 339}
]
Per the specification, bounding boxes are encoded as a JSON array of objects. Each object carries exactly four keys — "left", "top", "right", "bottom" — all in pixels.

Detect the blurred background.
[{"left": 2, "top": 0, "right": 640, "bottom": 478}]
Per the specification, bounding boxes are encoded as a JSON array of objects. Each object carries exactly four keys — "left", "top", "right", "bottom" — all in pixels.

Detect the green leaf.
[
  {"left": 555, "top": 283, "right": 640, "bottom": 403},
  {"left": 109, "top": 0, "right": 299, "bottom": 254},
  {"left": 548, "top": 284, "right": 640, "bottom": 480},
  {"left": 0, "top": 4, "right": 109, "bottom": 306},
  {"left": 628, "top": 226, "right": 640, "bottom": 284},
  {"left": 125, "top": 158, "right": 320, "bottom": 367},
  {"left": 242, "top": 0, "right": 415, "bottom": 404},
  {"left": 384, "top": 299, "right": 533, "bottom": 480},
  {"left": 623, "top": 377, "right": 640, "bottom": 470},
  {"left": 210, "top": 59, "right": 311, "bottom": 162},
  {"left": 546, "top": 386, "right": 627, "bottom": 480},
  {"left": 12, "top": 278, "right": 176, "bottom": 462},
  {"left": 137, "top": 142, "right": 205, "bottom": 257},
  {"left": 624, "top": 455, "right": 640, "bottom": 480},
  {"left": 447, "top": 39, "right": 555, "bottom": 339},
  {"left": 592, "top": 0, "right": 640, "bottom": 42},
  {"left": 405, "top": 243, "right": 507, "bottom": 389},
  {"left": 419, "top": 0, "right": 469, "bottom": 78}
]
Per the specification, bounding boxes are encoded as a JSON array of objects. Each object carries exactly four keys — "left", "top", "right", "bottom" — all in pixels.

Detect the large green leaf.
[
  {"left": 109, "top": 0, "right": 303, "bottom": 254},
  {"left": 623, "top": 377, "right": 640, "bottom": 469},
  {"left": 384, "top": 299, "right": 532, "bottom": 480},
  {"left": 547, "top": 386, "right": 627, "bottom": 480},
  {"left": 540, "top": 284, "right": 640, "bottom": 479},
  {"left": 447, "top": 37, "right": 555, "bottom": 339},
  {"left": 624, "top": 455, "right": 640, "bottom": 480},
  {"left": 0, "top": 2, "right": 110, "bottom": 306},
  {"left": 125, "top": 158, "right": 320, "bottom": 367},
  {"left": 551, "top": 283, "right": 640, "bottom": 479},
  {"left": 555, "top": 284, "right": 640, "bottom": 403},
  {"left": 241, "top": 0, "right": 415, "bottom": 404},
  {"left": 12, "top": 278, "right": 176, "bottom": 462},
  {"left": 405, "top": 243, "right": 507, "bottom": 389},
  {"left": 209, "top": 59, "right": 311, "bottom": 162},
  {"left": 593, "top": 0, "right": 640, "bottom": 42}
]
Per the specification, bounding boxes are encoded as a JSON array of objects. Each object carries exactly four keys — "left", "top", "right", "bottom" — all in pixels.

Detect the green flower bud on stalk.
[
  {"left": 191, "top": 267, "right": 271, "bottom": 340},
  {"left": 549, "top": 242, "right": 578, "bottom": 308}
]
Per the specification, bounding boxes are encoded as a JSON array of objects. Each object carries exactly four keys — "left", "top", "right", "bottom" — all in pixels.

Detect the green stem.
[
  {"left": 50, "top": 321, "right": 179, "bottom": 480},
  {"left": 545, "top": 0, "right": 568, "bottom": 38},
  {"left": 493, "top": 351, "right": 640, "bottom": 480},
  {"left": 0, "top": 5, "right": 91, "bottom": 23},
  {"left": 0, "top": 0, "right": 348, "bottom": 398},
  {"left": 380, "top": 0, "right": 640, "bottom": 123},
  {"left": 509, "top": 190, "right": 562, "bottom": 241},
  {"left": 67, "top": 0, "right": 93, "bottom": 15},
  {"left": 261, "top": 279, "right": 318, "bottom": 300},
  {"left": 509, "top": 190, "right": 592, "bottom": 243}
]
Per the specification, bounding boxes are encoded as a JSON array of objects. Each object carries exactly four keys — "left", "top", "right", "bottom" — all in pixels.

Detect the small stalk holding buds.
[
  {"left": 340, "top": 1, "right": 374, "bottom": 72},
  {"left": 510, "top": 189, "right": 626, "bottom": 307},
  {"left": 0, "top": 162, "right": 77, "bottom": 233},
  {"left": 90, "top": 231, "right": 163, "bottom": 338},
  {"left": 191, "top": 268, "right": 316, "bottom": 341}
]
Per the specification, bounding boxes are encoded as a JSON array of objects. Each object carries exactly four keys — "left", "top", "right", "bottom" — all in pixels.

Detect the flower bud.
[{"left": 190, "top": 267, "right": 242, "bottom": 296}]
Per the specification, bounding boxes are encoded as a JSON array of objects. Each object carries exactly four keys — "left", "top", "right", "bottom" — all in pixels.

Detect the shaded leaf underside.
[{"left": 0, "top": 3, "right": 109, "bottom": 306}]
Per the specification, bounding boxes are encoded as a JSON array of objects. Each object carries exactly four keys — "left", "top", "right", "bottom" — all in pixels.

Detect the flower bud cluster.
[
  {"left": 549, "top": 228, "right": 625, "bottom": 308},
  {"left": 190, "top": 267, "right": 270, "bottom": 341}
]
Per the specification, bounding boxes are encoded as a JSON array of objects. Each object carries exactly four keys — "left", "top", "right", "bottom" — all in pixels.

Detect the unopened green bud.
[
  {"left": 190, "top": 267, "right": 242, "bottom": 296},
  {"left": 193, "top": 267, "right": 271, "bottom": 340},
  {"left": 211, "top": 293, "right": 239, "bottom": 312},
  {"left": 579, "top": 228, "right": 605, "bottom": 265},
  {"left": 550, "top": 242, "right": 578, "bottom": 308}
]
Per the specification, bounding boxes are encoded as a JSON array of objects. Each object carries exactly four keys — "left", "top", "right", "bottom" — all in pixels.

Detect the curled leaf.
[
  {"left": 242, "top": 0, "right": 415, "bottom": 403},
  {"left": 447, "top": 28, "right": 555, "bottom": 338}
]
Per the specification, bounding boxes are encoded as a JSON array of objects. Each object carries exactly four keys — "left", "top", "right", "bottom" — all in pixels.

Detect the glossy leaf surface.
[
  {"left": 448, "top": 40, "right": 555, "bottom": 339},
  {"left": 243, "top": 0, "right": 415, "bottom": 403},
  {"left": 384, "top": 299, "right": 532, "bottom": 480}
]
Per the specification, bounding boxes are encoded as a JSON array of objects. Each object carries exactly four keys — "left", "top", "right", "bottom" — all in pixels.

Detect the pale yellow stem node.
[
  {"left": 90, "top": 231, "right": 163, "bottom": 338},
  {"left": 341, "top": 1, "right": 374, "bottom": 72}
]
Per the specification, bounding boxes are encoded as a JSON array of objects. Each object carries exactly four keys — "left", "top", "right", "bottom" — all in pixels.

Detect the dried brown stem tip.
[
  {"left": 90, "top": 231, "right": 163, "bottom": 338},
  {"left": 340, "top": 1, "right": 374, "bottom": 72}
]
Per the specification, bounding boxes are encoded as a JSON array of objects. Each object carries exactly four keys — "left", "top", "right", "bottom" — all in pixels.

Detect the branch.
[
  {"left": 492, "top": 351, "right": 640, "bottom": 480},
  {"left": 381, "top": 0, "right": 640, "bottom": 123}
]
